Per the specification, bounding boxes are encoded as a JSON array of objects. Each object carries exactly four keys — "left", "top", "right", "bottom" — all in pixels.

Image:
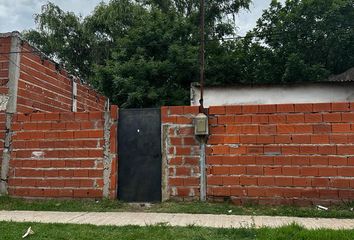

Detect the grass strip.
[
  {"left": 1, "top": 221, "right": 354, "bottom": 240},
  {"left": 1, "top": 196, "right": 353, "bottom": 219}
]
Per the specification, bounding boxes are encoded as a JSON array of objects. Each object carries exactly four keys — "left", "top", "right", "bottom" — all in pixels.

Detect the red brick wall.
[
  {"left": 0, "top": 36, "right": 10, "bottom": 95},
  {"left": 17, "top": 41, "right": 106, "bottom": 113},
  {"left": 0, "top": 36, "right": 11, "bottom": 173},
  {"left": 7, "top": 109, "right": 118, "bottom": 199},
  {"left": 163, "top": 102, "right": 354, "bottom": 205},
  {"left": 0, "top": 35, "right": 116, "bottom": 199}
]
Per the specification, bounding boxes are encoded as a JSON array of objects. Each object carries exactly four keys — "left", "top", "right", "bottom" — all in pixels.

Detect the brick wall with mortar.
[
  {"left": 0, "top": 33, "right": 106, "bottom": 114},
  {"left": 0, "top": 33, "right": 110, "bottom": 194},
  {"left": 7, "top": 107, "right": 118, "bottom": 199},
  {"left": 161, "top": 106, "right": 202, "bottom": 200},
  {"left": 0, "top": 36, "right": 11, "bottom": 176},
  {"left": 105, "top": 106, "right": 119, "bottom": 199},
  {"left": 17, "top": 41, "right": 106, "bottom": 113},
  {"left": 0, "top": 36, "right": 10, "bottom": 97},
  {"left": 1, "top": 35, "right": 352, "bottom": 204},
  {"left": 163, "top": 102, "right": 354, "bottom": 205}
]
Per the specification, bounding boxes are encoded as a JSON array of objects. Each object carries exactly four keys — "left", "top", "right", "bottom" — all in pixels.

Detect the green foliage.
[
  {"left": 91, "top": 4, "right": 200, "bottom": 107},
  {"left": 23, "top": 0, "right": 354, "bottom": 107},
  {"left": 23, "top": 0, "right": 251, "bottom": 107},
  {"left": 24, "top": 2, "right": 91, "bottom": 77},
  {"left": 250, "top": 0, "right": 354, "bottom": 82}
]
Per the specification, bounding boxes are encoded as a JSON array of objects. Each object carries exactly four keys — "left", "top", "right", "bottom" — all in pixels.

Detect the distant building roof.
[{"left": 326, "top": 67, "right": 354, "bottom": 82}]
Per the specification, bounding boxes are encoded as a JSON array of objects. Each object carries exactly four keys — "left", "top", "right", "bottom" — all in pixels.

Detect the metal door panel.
[{"left": 118, "top": 108, "right": 161, "bottom": 202}]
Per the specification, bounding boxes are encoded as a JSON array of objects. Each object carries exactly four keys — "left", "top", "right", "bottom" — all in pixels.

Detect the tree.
[
  {"left": 24, "top": 2, "right": 92, "bottom": 77},
  {"left": 24, "top": 0, "right": 354, "bottom": 107},
  {"left": 24, "top": 0, "right": 251, "bottom": 107},
  {"left": 248, "top": 0, "right": 354, "bottom": 83}
]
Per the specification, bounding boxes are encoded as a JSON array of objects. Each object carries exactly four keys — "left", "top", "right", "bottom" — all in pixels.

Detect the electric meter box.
[{"left": 194, "top": 113, "right": 209, "bottom": 136}]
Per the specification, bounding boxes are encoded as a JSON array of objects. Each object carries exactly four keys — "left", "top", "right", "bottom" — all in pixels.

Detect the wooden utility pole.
[
  {"left": 198, "top": 0, "right": 207, "bottom": 202},
  {"left": 199, "top": 0, "right": 205, "bottom": 113}
]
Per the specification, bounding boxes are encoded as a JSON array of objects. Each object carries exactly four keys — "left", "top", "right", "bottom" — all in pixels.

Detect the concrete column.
[
  {"left": 72, "top": 80, "right": 77, "bottom": 112},
  {"left": 0, "top": 33, "right": 21, "bottom": 195},
  {"left": 6, "top": 33, "right": 21, "bottom": 114},
  {"left": 102, "top": 100, "right": 114, "bottom": 198},
  {"left": 161, "top": 124, "right": 169, "bottom": 202}
]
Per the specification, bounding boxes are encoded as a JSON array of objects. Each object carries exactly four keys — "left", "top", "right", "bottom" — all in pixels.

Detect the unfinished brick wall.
[
  {"left": 0, "top": 36, "right": 10, "bottom": 173},
  {"left": 0, "top": 36, "right": 10, "bottom": 95},
  {"left": 0, "top": 35, "right": 12, "bottom": 188},
  {"left": 17, "top": 41, "right": 106, "bottom": 113},
  {"left": 162, "top": 106, "right": 201, "bottom": 200},
  {"left": 7, "top": 109, "right": 118, "bottom": 199},
  {"left": 164, "top": 102, "right": 354, "bottom": 205}
]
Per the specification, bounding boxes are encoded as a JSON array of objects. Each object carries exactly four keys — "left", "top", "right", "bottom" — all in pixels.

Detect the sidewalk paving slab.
[{"left": 0, "top": 211, "right": 353, "bottom": 230}]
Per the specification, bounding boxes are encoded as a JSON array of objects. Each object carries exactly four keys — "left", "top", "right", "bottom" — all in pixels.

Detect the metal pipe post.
[{"left": 200, "top": 141, "right": 206, "bottom": 201}]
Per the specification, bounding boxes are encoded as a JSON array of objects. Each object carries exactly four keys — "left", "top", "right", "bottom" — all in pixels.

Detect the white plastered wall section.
[{"left": 191, "top": 83, "right": 354, "bottom": 107}]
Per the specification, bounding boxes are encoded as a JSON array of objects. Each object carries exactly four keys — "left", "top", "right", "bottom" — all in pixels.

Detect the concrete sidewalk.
[{"left": 0, "top": 210, "right": 353, "bottom": 230}]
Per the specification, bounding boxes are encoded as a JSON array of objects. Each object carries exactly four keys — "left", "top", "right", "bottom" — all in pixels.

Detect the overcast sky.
[{"left": 0, "top": 0, "right": 284, "bottom": 36}]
